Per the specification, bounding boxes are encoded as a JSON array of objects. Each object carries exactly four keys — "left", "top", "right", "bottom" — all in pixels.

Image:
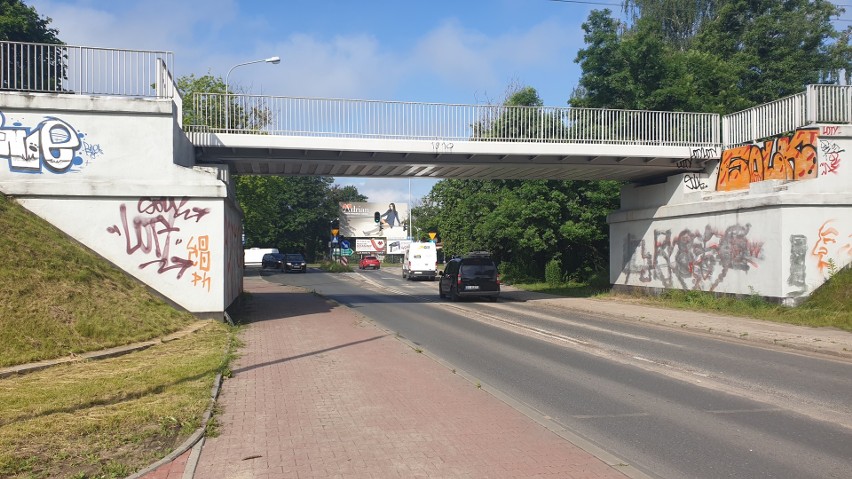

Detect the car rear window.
[{"left": 460, "top": 264, "right": 497, "bottom": 278}]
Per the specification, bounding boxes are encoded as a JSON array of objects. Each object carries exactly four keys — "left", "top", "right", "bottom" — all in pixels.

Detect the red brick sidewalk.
[{"left": 145, "top": 276, "right": 636, "bottom": 478}]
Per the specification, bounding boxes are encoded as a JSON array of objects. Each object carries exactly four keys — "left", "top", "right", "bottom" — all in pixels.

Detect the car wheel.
[{"left": 438, "top": 283, "right": 445, "bottom": 299}]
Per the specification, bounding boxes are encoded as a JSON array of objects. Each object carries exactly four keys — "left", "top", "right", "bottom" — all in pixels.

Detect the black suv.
[{"left": 438, "top": 252, "right": 500, "bottom": 301}]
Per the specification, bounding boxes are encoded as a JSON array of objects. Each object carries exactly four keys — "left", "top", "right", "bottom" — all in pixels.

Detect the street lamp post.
[{"left": 224, "top": 56, "right": 281, "bottom": 131}]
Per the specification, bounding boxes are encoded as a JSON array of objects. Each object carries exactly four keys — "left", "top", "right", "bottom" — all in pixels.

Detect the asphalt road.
[{"left": 261, "top": 267, "right": 852, "bottom": 479}]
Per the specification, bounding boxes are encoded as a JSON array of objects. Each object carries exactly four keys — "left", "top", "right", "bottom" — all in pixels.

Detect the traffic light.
[{"left": 374, "top": 212, "right": 381, "bottom": 223}]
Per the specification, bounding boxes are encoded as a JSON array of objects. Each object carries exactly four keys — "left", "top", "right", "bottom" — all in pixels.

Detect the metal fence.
[
  {"left": 722, "top": 84, "right": 852, "bottom": 147},
  {"left": 188, "top": 93, "right": 721, "bottom": 147},
  {"left": 0, "top": 41, "right": 175, "bottom": 98},
  {"left": 4, "top": 40, "right": 849, "bottom": 150}
]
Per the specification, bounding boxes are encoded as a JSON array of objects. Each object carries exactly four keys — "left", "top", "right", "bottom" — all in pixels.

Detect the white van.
[
  {"left": 402, "top": 242, "right": 437, "bottom": 281},
  {"left": 244, "top": 247, "right": 279, "bottom": 267}
]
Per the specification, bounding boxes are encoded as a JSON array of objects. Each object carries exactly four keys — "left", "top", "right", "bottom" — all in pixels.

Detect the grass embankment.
[
  {"left": 517, "top": 267, "right": 852, "bottom": 332},
  {"left": 0, "top": 195, "right": 237, "bottom": 478}
]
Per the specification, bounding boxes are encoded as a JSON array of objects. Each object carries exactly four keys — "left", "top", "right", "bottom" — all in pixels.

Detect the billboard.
[
  {"left": 356, "top": 238, "right": 387, "bottom": 253},
  {"left": 339, "top": 201, "right": 409, "bottom": 240}
]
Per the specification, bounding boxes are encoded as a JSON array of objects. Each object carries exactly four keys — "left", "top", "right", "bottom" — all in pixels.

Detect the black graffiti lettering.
[{"left": 683, "top": 174, "right": 708, "bottom": 190}]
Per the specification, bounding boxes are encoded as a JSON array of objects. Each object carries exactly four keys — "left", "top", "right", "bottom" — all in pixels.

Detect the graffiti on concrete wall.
[
  {"left": 106, "top": 197, "right": 213, "bottom": 288},
  {"left": 187, "top": 235, "right": 212, "bottom": 291},
  {"left": 683, "top": 174, "right": 708, "bottom": 191},
  {"left": 811, "top": 220, "right": 852, "bottom": 274},
  {"left": 819, "top": 139, "right": 845, "bottom": 176},
  {"left": 0, "top": 111, "right": 103, "bottom": 173},
  {"left": 717, "top": 130, "right": 818, "bottom": 191},
  {"left": 623, "top": 223, "right": 764, "bottom": 291},
  {"left": 788, "top": 234, "right": 808, "bottom": 296}
]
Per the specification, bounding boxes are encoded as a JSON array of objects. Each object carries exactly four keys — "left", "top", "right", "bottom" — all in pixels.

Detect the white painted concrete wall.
[
  {"left": 0, "top": 93, "right": 242, "bottom": 316},
  {"left": 610, "top": 125, "right": 852, "bottom": 304}
]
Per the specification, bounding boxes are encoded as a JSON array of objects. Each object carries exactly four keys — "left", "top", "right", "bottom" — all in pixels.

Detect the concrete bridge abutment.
[
  {"left": 609, "top": 126, "right": 852, "bottom": 305},
  {"left": 0, "top": 93, "right": 243, "bottom": 318}
]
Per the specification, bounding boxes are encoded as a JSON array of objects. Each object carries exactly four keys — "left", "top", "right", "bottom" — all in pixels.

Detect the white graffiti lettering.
[{"left": 0, "top": 112, "right": 86, "bottom": 173}]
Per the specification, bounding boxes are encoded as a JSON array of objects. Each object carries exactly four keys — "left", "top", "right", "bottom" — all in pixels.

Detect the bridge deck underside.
[{"left": 192, "top": 135, "right": 708, "bottom": 182}]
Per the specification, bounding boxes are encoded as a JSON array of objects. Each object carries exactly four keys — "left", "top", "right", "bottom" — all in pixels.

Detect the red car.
[{"left": 358, "top": 256, "right": 380, "bottom": 270}]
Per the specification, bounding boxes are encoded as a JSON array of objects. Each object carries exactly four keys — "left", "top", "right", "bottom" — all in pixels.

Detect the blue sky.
[{"left": 28, "top": 0, "right": 616, "bottom": 203}]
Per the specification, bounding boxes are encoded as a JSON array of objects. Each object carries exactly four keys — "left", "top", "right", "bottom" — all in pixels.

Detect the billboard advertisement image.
[
  {"left": 356, "top": 238, "right": 387, "bottom": 253},
  {"left": 339, "top": 201, "right": 409, "bottom": 240}
]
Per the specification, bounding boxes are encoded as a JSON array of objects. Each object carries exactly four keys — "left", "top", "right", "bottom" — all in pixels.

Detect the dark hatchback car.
[
  {"left": 261, "top": 253, "right": 286, "bottom": 270},
  {"left": 283, "top": 253, "right": 307, "bottom": 273},
  {"left": 438, "top": 252, "right": 500, "bottom": 301}
]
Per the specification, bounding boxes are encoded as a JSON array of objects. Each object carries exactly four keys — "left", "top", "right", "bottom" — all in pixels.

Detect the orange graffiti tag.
[
  {"left": 811, "top": 220, "right": 852, "bottom": 273},
  {"left": 717, "top": 130, "right": 818, "bottom": 191}
]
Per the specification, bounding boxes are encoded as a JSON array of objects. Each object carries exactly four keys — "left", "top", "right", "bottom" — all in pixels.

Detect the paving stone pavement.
[{"left": 140, "top": 275, "right": 851, "bottom": 478}]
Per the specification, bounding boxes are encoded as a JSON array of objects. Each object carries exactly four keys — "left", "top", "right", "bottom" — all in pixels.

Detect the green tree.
[
  {"left": 177, "top": 73, "right": 271, "bottom": 132},
  {"left": 574, "top": 1, "right": 850, "bottom": 112},
  {"left": 0, "top": 0, "right": 59, "bottom": 43},
  {"left": 694, "top": 0, "right": 850, "bottom": 103},
  {"left": 177, "top": 73, "right": 227, "bottom": 128},
  {"left": 236, "top": 176, "right": 344, "bottom": 261},
  {"left": 417, "top": 178, "right": 620, "bottom": 283},
  {"left": 1, "top": 0, "right": 63, "bottom": 92}
]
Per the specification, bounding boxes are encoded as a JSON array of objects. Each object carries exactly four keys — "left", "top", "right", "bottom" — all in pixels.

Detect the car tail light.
[
  {"left": 496, "top": 273, "right": 501, "bottom": 285},
  {"left": 457, "top": 275, "right": 462, "bottom": 286}
]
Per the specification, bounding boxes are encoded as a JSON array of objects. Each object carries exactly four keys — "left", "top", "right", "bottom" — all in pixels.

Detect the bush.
[
  {"left": 544, "top": 258, "right": 562, "bottom": 287},
  {"left": 499, "top": 260, "right": 538, "bottom": 284},
  {"left": 319, "top": 260, "right": 352, "bottom": 273}
]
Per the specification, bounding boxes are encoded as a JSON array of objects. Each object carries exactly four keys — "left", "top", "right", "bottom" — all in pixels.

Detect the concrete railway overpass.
[{"left": 1, "top": 41, "right": 850, "bottom": 317}]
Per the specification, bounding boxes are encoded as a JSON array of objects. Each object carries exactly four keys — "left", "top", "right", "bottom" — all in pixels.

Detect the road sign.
[
  {"left": 341, "top": 240, "right": 350, "bottom": 249},
  {"left": 342, "top": 248, "right": 353, "bottom": 256},
  {"left": 339, "top": 257, "right": 349, "bottom": 266}
]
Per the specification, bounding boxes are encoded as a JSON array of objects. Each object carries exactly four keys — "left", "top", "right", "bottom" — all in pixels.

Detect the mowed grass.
[
  {"left": 0, "top": 323, "right": 234, "bottom": 479},
  {"left": 0, "top": 195, "right": 239, "bottom": 478},
  {"left": 517, "top": 267, "right": 852, "bottom": 332}
]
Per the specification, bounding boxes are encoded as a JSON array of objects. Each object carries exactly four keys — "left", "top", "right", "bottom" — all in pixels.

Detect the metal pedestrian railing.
[
  {"left": 722, "top": 84, "right": 852, "bottom": 147},
  {"left": 2, "top": 41, "right": 850, "bottom": 151},
  {"left": 0, "top": 41, "right": 175, "bottom": 98},
  {"left": 187, "top": 93, "right": 721, "bottom": 147}
]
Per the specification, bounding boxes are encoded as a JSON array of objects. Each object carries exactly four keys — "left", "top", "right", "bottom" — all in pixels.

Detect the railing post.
[{"left": 806, "top": 84, "right": 817, "bottom": 124}]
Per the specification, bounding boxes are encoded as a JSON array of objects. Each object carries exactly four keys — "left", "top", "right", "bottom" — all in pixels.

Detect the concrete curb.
[{"left": 125, "top": 373, "right": 222, "bottom": 479}]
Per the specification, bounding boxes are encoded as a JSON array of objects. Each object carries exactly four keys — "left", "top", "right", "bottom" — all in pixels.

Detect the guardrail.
[
  {"left": 0, "top": 41, "right": 174, "bottom": 98},
  {"left": 187, "top": 93, "right": 721, "bottom": 147},
  {"left": 722, "top": 84, "right": 852, "bottom": 147}
]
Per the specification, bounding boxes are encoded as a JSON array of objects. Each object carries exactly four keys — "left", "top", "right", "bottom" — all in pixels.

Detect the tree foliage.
[
  {"left": 177, "top": 74, "right": 227, "bottom": 127},
  {"left": 236, "top": 176, "right": 351, "bottom": 260},
  {"left": 1, "top": 0, "right": 63, "bottom": 92},
  {"left": 415, "top": 178, "right": 619, "bottom": 283},
  {"left": 573, "top": 1, "right": 850, "bottom": 113},
  {"left": 0, "top": 0, "right": 60, "bottom": 43}
]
